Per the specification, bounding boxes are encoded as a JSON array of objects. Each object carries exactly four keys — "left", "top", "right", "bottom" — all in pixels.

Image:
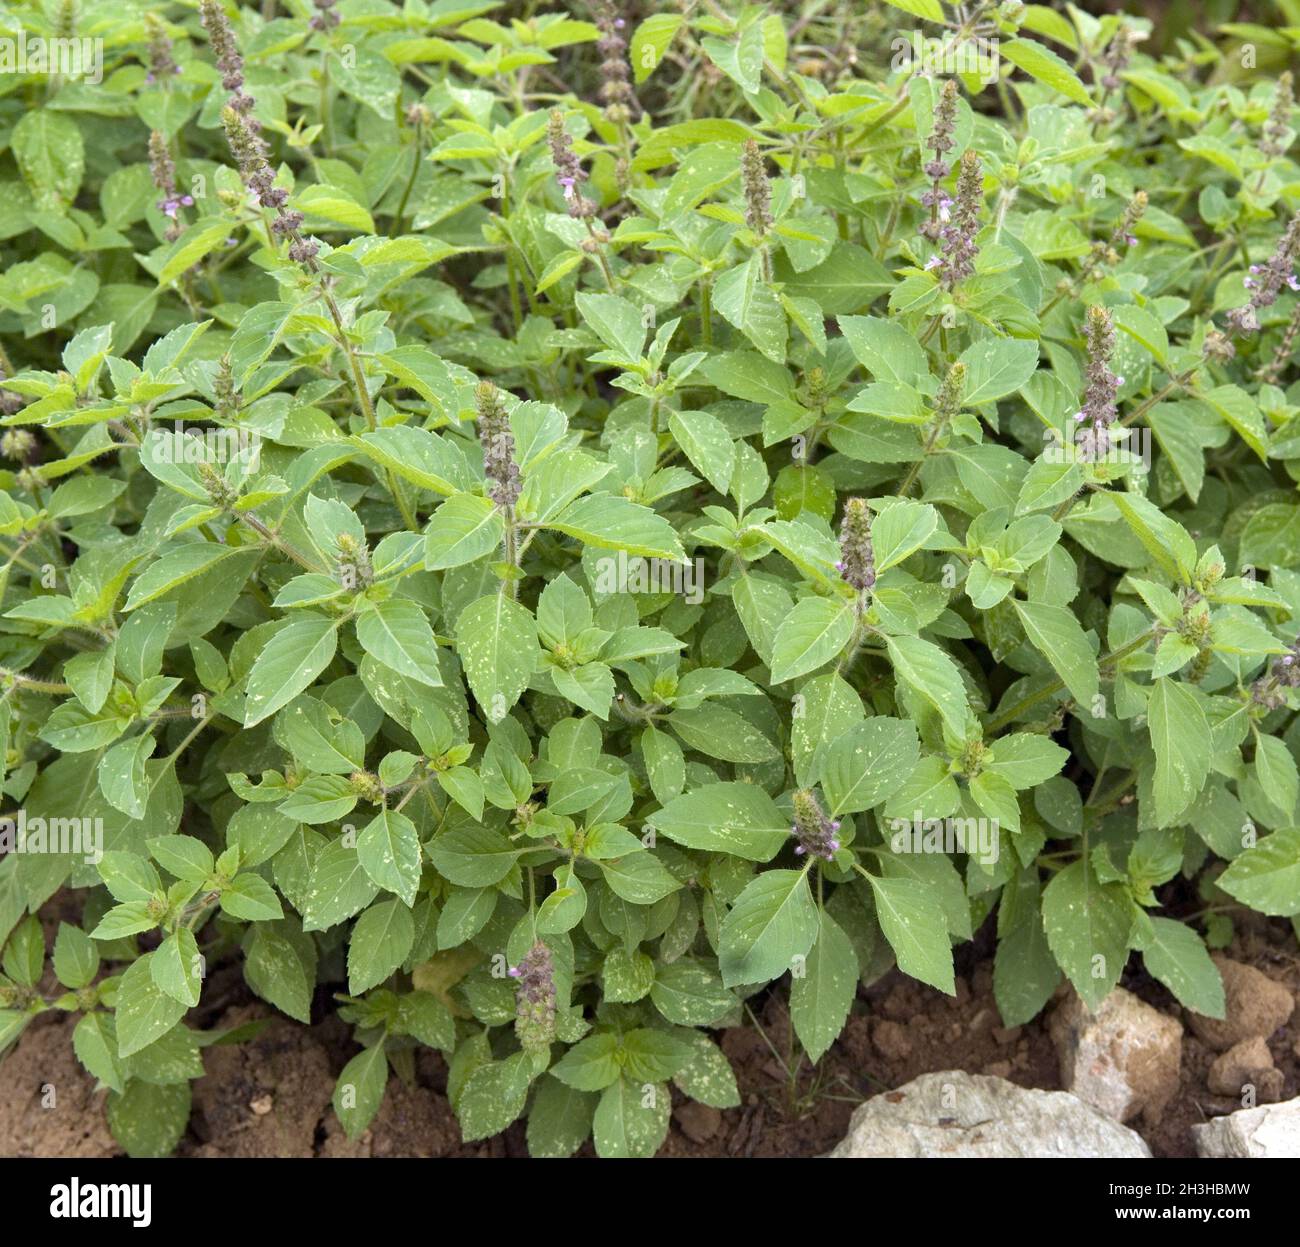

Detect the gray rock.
[
  {"left": 1193, "top": 1096, "right": 1300, "bottom": 1158},
  {"left": 1049, "top": 987, "right": 1182, "bottom": 1123},
  {"left": 827, "top": 1071, "right": 1152, "bottom": 1158}
]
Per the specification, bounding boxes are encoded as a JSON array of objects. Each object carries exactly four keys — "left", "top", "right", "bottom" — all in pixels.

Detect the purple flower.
[
  {"left": 512, "top": 940, "right": 557, "bottom": 1054},
  {"left": 837, "top": 498, "right": 875, "bottom": 595},
  {"left": 1075, "top": 306, "right": 1120, "bottom": 463},
  {"left": 548, "top": 110, "right": 596, "bottom": 219},
  {"left": 919, "top": 79, "right": 959, "bottom": 242},
  {"left": 1262, "top": 72, "right": 1294, "bottom": 159},
  {"left": 476, "top": 381, "right": 521, "bottom": 509},
  {"left": 1251, "top": 637, "right": 1300, "bottom": 708},
  {"left": 592, "top": 0, "right": 635, "bottom": 119},
  {"left": 309, "top": 0, "right": 341, "bottom": 32},
  {"left": 1227, "top": 211, "right": 1300, "bottom": 335},
  {"left": 145, "top": 12, "right": 180, "bottom": 82},
  {"left": 742, "top": 140, "right": 772, "bottom": 237},
  {"left": 791, "top": 790, "right": 840, "bottom": 861},
  {"left": 933, "top": 150, "right": 983, "bottom": 290}
]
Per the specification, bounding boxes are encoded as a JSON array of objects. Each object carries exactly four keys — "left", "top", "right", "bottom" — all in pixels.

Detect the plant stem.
[{"left": 985, "top": 627, "right": 1157, "bottom": 733}]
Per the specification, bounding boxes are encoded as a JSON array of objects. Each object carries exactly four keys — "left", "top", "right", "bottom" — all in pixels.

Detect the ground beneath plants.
[{"left": 4, "top": 913, "right": 1297, "bottom": 1158}]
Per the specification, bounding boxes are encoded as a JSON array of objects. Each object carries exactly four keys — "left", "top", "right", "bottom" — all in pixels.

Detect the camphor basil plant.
[{"left": 1, "top": 0, "right": 1300, "bottom": 1159}]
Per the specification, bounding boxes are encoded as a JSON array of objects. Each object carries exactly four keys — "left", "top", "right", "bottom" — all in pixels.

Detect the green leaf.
[
  {"left": 11, "top": 111, "right": 84, "bottom": 214},
  {"left": 867, "top": 874, "right": 955, "bottom": 994},
  {"left": 1012, "top": 599, "right": 1099, "bottom": 709},
  {"left": 333, "top": 1043, "right": 389, "bottom": 1139},
  {"left": 73, "top": 1013, "right": 125, "bottom": 1093},
  {"left": 106, "top": 1080, "right": 190, "bottom": 1159},
  {"left": 53, "top": 922, "right": 99, "bottom": 989},
  {"left": 1041, "top": 860, "right": 1133, "bottom": 1012},
  {"left": 244, "top": 617, "right": 339, "bottom": 728},
  {"left": 630, "top": 14, "right": 683, "bottom": 83},
  {"left": 527, "top": 1076, "right": 597, "bottom": 1157},
  {"left": 220, "top": 872, "right": 284, "bottom": 921},
  {"left": 770, "top": 596, "right": 854, "bottom": 683},
  {"left": 838, "top": 314, "right": 928, "bottom": 384},
  {"left": 548, "top": 493, "right": 686, "bottom": 561},
  {"left": 592, "top": 1077, "right": 670, "bottom": 1158},
  {"left": 994, "top": 867, "right": 1060, "bottom": 1027},
  {"left": 458, "top": 1053, "right": 534, "bottom": 1141},
  {"left": 1137, "top": 916, "right": 1225, "bottom": 1017},
  {"left": 1254, "top": 733, "right": 1299, "bottom": 819},
  {"left": 672, "top": 1033, "right": 741, "bottom": 1108},
  {"left": 790, "top": 910, "right": 858, "bottom": 1061},
  {"left": 575, "top": 291, "right": 647, "bottom": 360},
  {"left": 651, "top": 782, "right": 790, "bottom": 860},
  {"left": 1000, "top": 37, "right": 1093, "bottom": 106},
  {"left": 244, "top": 923, "right": 315, "bottom": 1023},
  {"left": 1109, "top": 493, "right": 1198, "bottom": 584},
  {"left": 668, "top": 409, "right": 735, "bottom": 494},
  {"left": 885, "top": 633, "right": 971, "bottom": 738},
  {"left": 818, "top": 717, "right": 919, "bottom": 815},
  {"left": 302, "top": 840, "right": 380, "bottom": 932},
  {"left": 455, "top": 594, "right": 539, "bottom": 722},
  {"left": 151, "top": 928, "right": 203, "bottom": 1007},
  {"left": 959, "top": 337, "right": 1039, "bottom": 405},
  {"left": 668, "top": 703, "right": 779, "bottom": 763},
  {"left": 1147, "top": 677, "right": 1212, "bottom": 827},
  {"left": 552, "top": 1032, "right": 622, "bottom": 1091},
  {"left": 97, "top": 733, "right": 156, "bottom": 820},
  {"left": 719, "top": 869, "right": 818, "bottom": 987},
  {"left": 713, "top": 254, "right": 787, "bottom": 362},
  {"left": 599, "top": 851, "right": 682, "bottom": 904},
  {"left": 356, "top": 599, "right": 443, "bottom": 688},
  {"left": 357, "top": 808, "right": 422, "bottom": 906},
  {"left": 871, "top": 500, "right": 939, "bottom": 572},
  {"left": 115, "top": 954, "right": 189, "bottom": 1058},
  {"left": 424, "top": 493, "right": 505, "bottom": 570},
  {"left": 348, "top": 898, "right": 415, "bottom": 994},
  {"left": 650, "top": 960, "right": 734, "bottom": 1026},
  {"left": 124, "top": 543, "right": 240, "bottom": 610},
  {"left": 882, "top": 0, "right": 944, "bottom": 21},
  {"left": 1218, "top": 828, "right": 1300, "bottom": 916},
  {"left": 427, "top": 825, "right": 521, "bottom": 888}
]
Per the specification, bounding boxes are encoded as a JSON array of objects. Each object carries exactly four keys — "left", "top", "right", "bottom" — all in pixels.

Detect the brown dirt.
[
  {"left": 0, "top": 1011, "right": 119, "bottom": 1158},
  {"left": 4, "top": 919, "right": 1297, "bottom": 1158}
]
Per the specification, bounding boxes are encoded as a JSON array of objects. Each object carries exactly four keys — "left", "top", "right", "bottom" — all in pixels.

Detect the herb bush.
[{"left": 2, "top": 0, "right": 1300, "bottom": 1159}]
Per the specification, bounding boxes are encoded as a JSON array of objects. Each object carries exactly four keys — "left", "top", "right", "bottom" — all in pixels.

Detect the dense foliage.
[{"left": 2, "top": 0, "right": 1300, "bottom": 1159}]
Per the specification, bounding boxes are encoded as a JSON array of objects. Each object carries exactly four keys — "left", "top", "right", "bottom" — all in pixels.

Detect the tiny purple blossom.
[
  {"left": 791, "top": 790, "right": 840, "bottom": 862},
  {"left": 1227, "top": 211, "right": 1300, "bottom": 335}
]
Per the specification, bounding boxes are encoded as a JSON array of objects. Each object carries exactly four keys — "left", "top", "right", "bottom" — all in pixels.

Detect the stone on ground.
[
  {"left": 1186, "top": 956, "right": 1293, "bottom": 1052},
  {"left": 1193, "top": 1096, "right": 1300, "bottom": 1158},
  {"left": 1206, "top": 1036, "right": 1284, "bottom": 1102},
  {"left": 826, "top": 1071, "right": 1152, "bottom": 1158},
  {"left": 1048, "top": 987, "right": 1181, "bottom": 1123}
]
